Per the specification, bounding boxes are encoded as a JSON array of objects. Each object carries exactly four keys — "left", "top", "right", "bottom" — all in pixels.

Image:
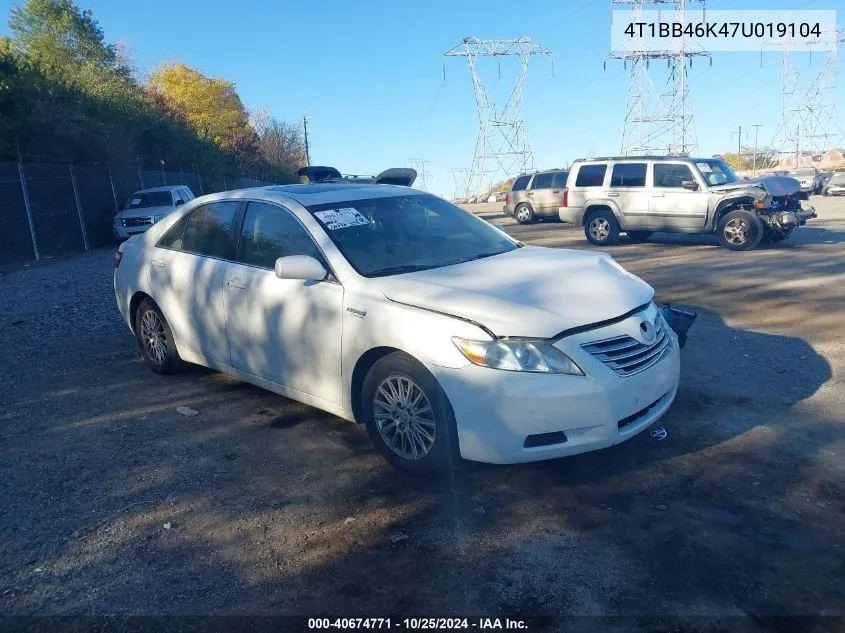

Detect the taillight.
[
  {"left": 506, "top": 192, "right": 511, "bottom": 203},
  {"left": 562, "top": 189, "right": 569, "bottom": 207},
  {"left": 113, "top": 250, "right": 123, "bottom": 269}
]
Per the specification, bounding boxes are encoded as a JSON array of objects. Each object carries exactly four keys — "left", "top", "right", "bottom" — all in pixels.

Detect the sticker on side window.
[
  {"left": 314, "top": 207, "right": 369, "bottom": 230},
  {"left": 696, "top": 162, "right": 712, "bottom": 173}
]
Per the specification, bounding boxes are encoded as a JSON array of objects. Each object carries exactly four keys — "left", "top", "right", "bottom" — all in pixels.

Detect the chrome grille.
[
  {"left": 121, "top": 217, "right": 152, "bottom": 228},
  {"left": 581, "top": 315, "right": 671, "bottom": 376}
]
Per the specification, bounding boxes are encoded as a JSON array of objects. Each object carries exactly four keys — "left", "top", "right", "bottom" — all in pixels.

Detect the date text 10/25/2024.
[{"left": 308, "top": 618, "right": 529, "bottom": 630}]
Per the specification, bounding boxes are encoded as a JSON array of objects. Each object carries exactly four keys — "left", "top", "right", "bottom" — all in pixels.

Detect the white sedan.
[{"left": 114, "top": 184, "right": 681, "bottom": 474}]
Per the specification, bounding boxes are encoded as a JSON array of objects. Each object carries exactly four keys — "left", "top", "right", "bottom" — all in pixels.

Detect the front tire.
[
  {"left": 515, "top": 204, "right": 534, "bottom": 225},
  {"left": 135, "top": 298, "right": 186, "bottom": 374},
  {"left": 361, "top": 352, "right": 461, "bottom": 475},
  {"left": 584, "top": 209, "right": 620, "bottom": 246},
  {"left": 717, "top": 210, "right": 764, "bottom": 251}
]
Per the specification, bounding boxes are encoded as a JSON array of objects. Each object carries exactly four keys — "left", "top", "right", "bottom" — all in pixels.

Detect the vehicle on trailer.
[
  {"left": 559, "top": 156, "right": 816, "bottom": 251},
  {"left": 114, "top": 181, "right": 692, "bottom": 474},
  {"left": 113, "top": 186, "right": 195, "bottom": 240},
  {"left": 504, "top": 169, "right": 569, "bottom": 224}
]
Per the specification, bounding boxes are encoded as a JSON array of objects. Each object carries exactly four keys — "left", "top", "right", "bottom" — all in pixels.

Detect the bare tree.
[{"left": 251, "top": 108, "right": 306, "bottom": 174}]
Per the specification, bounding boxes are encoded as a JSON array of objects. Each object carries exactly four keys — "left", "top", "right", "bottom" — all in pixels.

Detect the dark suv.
[{"left": 504, "top": 169, "right": 569, "bottom": 224}]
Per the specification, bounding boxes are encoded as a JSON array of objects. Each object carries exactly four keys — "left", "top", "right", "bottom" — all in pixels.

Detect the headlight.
[{"left": 452, "top": 337, "right": 584, "bottom": 375}]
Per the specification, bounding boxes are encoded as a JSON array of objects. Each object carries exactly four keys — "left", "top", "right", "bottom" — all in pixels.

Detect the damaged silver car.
[{"left": 560, "top": 157, "right": 817, "bottom": 251}]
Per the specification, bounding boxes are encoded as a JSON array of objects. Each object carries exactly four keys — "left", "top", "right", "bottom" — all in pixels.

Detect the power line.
[
  {"left": 408, "top": 158, "right": 430, "bottom": 190},
  {"left": 444, "top": 36, "right": 553, "bottom": 198},
  {"left": 606, "top": 0, "right": 711, "bottom": 156}
]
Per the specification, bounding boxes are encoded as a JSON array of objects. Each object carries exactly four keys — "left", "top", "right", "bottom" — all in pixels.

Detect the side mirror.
[
  {"left": 681, "top": 180, "right": 699, "bottom": 191},
  {"left": 274, "top": 255, "right": 327, "bottom": 281},
  {"left": 175, "top": 199, "right": 184, "bottom": 206}
]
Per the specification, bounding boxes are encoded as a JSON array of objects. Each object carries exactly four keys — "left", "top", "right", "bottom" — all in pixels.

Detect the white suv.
[{"left": 559, "top": 157, "right": 815, "bottom": 251}]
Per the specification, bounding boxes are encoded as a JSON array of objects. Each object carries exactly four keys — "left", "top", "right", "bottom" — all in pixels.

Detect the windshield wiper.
[
  {"left": 462, "top": 251, "right": 505, "bottom": 262},
  {"left": 367, "top": 264, "right": 435, "bottom": 277}
]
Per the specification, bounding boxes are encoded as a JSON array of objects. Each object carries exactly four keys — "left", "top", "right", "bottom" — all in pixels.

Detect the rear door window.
[
  {"left": 511, "top": 175, "right": 531, "bottom": 191},
  {"left": 180, "top": 201, "right": 240, "bottom": 259},
  {"left": 574, "top": 164, "right": 607, "bottom": 187},
  {"left": 610, "top": 163, "right": 647, "bottom": 187}
]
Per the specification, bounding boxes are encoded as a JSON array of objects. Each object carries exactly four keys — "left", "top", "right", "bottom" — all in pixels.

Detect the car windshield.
[
  {"left": 696, "top": 159, "right": 740, "bottom": 186},
  {"left": 307, "top": 194, "right": 519, "bottom": 277},
  {"left": 830, "top": 173, "right": 845, "bottom": 184},
  {"left": 125, "top": 191, "right": 172, "bottom": 209},
  {"left": 794, "top": 169, "right": 815, "bottom": 177}
]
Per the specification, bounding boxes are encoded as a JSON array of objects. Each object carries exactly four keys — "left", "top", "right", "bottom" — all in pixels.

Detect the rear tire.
[
  {"left": 135, "top": 298, "right": 186, "bottom": 374},
  {"left": 515, "top": 204, "right": 534, "bottom": 225},
  {"left": 584, "top": 209, "right": 620, "bottom": 246},
  {"left": 627, "top": 230, "right": 653, "bottom": 243},
  {"left": 717, "top": 210, "right": 764, "bottom": 251},
  {"left": 361, "top": 352, "right": 462, "bottom": 476}
]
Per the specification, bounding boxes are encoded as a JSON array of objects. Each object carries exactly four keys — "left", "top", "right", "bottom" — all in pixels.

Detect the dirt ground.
[{"left": 1, "top": 195, "right": 844, "bottom": 630}]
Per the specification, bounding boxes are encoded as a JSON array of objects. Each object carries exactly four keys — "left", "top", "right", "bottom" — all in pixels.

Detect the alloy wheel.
[
  {"left": 589, "top": 217, "right": 610, "bottom": 241},
  {"left": 373, "top": 375, "right": 436, "bottom": 460},
  {"left": 516, "top": 207, "right": 531, "bottom": 222},
  {"left": 723, "top": 218, "right": 749, "bottom": 245},
  {"left": 140, "top": 310, "right": 168, "bottom": 366}
]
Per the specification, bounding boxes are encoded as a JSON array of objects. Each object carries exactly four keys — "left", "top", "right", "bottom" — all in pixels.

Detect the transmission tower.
[
  {"left": 444, "top": 36, "right": 552, "bottom": 198},
  {"left": 408, "top": 158, "right": 430, "bottom": 190},
  {"left": 772, "top": 27, "right": 844, "bottom": 161},
  {"left": 607, "top": 0, "right": 711, "bottom": 156},
  {"left": 450, "top": 168, "right": 470, "bottom": 200}
]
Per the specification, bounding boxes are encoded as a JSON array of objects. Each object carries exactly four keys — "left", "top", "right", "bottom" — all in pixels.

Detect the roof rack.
[{"left": 574, "top": 155, "right": 694, "bottom": 161}]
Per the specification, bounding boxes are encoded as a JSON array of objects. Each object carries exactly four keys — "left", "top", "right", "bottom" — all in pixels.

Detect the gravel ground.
[{"left": 1, "top": 196, "right": 844, "bottom": 630}]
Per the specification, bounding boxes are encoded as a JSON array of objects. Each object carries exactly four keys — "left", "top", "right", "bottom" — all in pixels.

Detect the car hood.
[
  {"left": 115, "top": 205, "right": 175, "bottom": 219},
  {"left": 376, "top": 246, "right": 654, "bottom": 338},
  {"left": 709, "top": 175, "right": 802, "bottom": 198}
]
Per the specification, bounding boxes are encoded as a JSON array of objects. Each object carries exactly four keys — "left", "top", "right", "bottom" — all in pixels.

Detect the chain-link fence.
[{"left": 0, "top": 160, "right": 280, "bottom": 264}]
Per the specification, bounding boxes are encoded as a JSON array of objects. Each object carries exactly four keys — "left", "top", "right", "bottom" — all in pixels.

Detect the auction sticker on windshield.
[
  {"left": 315, "top": 208, "right": 369, "bottom": 230},
  {"left": 697, "top": 162, "right": 712, "bottom": 173}
]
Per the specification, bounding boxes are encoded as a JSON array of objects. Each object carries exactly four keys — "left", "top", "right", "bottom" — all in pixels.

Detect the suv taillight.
[
  {"left": 113, "top": 250, "right": 123, "bottom": 269},
  {"left": 506, "top": 192, "right": 511, "bottom": 203},
  {"left": 562, "top": 189, "right": 569, "bottom": 207}
]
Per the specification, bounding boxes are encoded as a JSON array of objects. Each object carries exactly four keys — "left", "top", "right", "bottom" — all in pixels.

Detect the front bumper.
[
  {"left": 113, "top": 224, "right": 152, "bottom": 240},
  {"left": 431, "top": 320, "right": 681, "bottom": 464}
]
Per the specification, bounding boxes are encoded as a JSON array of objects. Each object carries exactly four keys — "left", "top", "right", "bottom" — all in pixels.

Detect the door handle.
[
  {"left": 226, "top": 279, "right": 246, "bottom": 290},
  {"left": 651, "top": 193, "right": 665, "bottom": 198},
  {"left": 552, "top": 189, "right": 560, "bottom": 193},
  {"left": 527, "top": 192, "right": 534, "bottom": 196},
  {"left": 607, "top": 192, "right": 619, "bottom": 197},
  {"left": 150, "top": 259, "right": 166, "bottom": 269}
]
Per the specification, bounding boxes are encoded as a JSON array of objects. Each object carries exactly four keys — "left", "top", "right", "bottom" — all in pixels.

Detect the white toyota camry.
[{"left": 114, "top": 183, "right": 682, "bottom": 474}]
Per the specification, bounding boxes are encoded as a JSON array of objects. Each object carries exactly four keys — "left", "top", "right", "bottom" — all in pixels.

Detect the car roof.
[
  {"left": 573, "top": 156, "right": 712, "bottom": 162},
  {"left": 133, "top": 185, "right": 187, "bottom": 193},
  {"left": 204, "top": 183, "right": 423, "bottom": 207}
]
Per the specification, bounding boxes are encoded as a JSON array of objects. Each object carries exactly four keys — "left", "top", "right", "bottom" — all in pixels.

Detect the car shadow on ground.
[{"left": 3, "top": 303, "right": 839, "bottom": 626}]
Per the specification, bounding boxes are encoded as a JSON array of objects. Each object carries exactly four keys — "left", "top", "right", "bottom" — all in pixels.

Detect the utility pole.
[
  {"left": 751, "top": 124, "right": 763, "bottom": 175},
  {"left": 302, "top": 113, "right": 311, "bottom": 166}
]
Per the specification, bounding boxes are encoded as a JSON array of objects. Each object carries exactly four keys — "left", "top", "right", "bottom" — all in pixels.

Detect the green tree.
[
  {"left": 8, "top": 0, "right": 130, "bottom": 83},
  {"left": 150, "top": 63, "right": 254, "bottom": 151},
  {"left": 251, "top": 107, "right": 306, "bottom": 174}
]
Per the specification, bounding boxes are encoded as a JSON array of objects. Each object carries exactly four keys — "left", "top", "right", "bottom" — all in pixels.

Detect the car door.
[
  {"left": 607, "top": 162, "right": 649, "bottom": 227},
  {"left": 527, "top": 172, "right": 557, "bottom": 216},
  {"left": 224, "top": 200, "right": 344, "bottom": 404},
  {"left": 649, "top": 162, "right": 708, "bottom": 229},
  {"left": 148, "top": 201, "right": 240, "bottom": 363}
]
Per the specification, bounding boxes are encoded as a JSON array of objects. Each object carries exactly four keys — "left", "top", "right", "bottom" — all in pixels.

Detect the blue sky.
[{"left": 2, "top": 0, "right": 842, "bottom": 195}]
